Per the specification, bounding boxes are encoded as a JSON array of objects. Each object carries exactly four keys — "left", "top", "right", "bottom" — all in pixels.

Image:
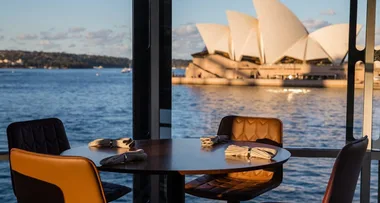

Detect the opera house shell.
[{"left": 185, "top": 0, "right": 364, "bottom": 81}]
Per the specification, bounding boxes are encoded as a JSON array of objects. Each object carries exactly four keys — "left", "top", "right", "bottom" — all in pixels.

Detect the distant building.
[
  {"left": 16, "top": 59, "right": 23, "bottom": 64},
  {"left": 186, "top": 0, "right": 364, "bottom": 81}
]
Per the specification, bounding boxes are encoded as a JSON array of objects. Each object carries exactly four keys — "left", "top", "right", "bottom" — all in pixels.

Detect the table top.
[{"left": 61, "top": 139, "right": 291, "bottom": 175}]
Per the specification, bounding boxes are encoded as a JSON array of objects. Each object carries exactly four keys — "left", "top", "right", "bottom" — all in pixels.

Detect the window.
[
  {"left": 171, "top": 0, "right": 375, "bottom": 201},
  {"left": 0, "top": 0, "right": 133, "bottom": 201}
]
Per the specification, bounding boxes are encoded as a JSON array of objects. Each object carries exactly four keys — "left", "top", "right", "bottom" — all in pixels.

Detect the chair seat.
[
  {"left": 185, "top": 175, "right": 281, "bottom": 201},
  {"left": 102, "top": 181, "right": 131, "bottom": 202}
]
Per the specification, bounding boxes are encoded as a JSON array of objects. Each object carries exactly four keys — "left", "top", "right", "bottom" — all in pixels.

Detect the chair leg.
[{"left": 227, "top": 200, "right": 240, "bottom": 203}]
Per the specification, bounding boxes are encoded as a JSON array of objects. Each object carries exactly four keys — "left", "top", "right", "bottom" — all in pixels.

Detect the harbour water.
[{"left": 0, "top": 68, "right": 379, "bottom": 202}]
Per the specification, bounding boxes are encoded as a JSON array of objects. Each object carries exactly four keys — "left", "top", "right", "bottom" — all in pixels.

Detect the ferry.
[
  {"left": 121, "top": 67, "right": 132, "bottom": 73},
  {"left": 93, "top": 66, "right": 103, "bottom": 69}
]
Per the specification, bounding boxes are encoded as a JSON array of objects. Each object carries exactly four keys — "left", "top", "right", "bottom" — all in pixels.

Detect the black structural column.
[
  {"left": 150, "top": 0, "right": 172, "bottom": 202},
  {"left": 133, "top": 0, "right": 172, "bottom": 202},
  {"left": 346, "top": 0, "right": 361, "bottom": 143},
  {"left": 158, "top": 0, "right": 172, "bottom": 139},
  {"left": 132, "top": 0, "right": 151, "bottom": 202},
  {"left": 132, "top": 0, "right": 150, "bottom": 141}
]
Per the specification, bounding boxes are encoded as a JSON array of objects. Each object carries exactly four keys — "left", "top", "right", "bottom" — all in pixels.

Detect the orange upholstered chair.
[
  {"left": 10, "top": 148, "right": 110, "bottom": 203},
  {"left": 7, "top": 118, "right": 131, "bottom": 202}
]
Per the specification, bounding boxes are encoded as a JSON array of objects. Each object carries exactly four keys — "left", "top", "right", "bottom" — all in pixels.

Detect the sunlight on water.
[
  {"left": 266, "top": 88, "right": 311, "bottom": 102},
  {"left": 266, "top": 88, "right": 311, "bottom": 94}
]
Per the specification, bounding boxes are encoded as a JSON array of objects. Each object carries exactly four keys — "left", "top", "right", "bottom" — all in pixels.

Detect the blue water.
[{"left": 0, "top": 68, "right": 379, "bottom": 202}]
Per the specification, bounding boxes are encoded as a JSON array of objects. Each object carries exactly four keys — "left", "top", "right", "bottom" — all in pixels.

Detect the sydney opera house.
[{"left": 185, "top": 0, "right": 366, "bottom": 81}]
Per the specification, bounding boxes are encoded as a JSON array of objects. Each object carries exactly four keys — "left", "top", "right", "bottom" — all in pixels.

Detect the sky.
[{"left": 0, "top": 0, "right": 378, "bottom": 59}]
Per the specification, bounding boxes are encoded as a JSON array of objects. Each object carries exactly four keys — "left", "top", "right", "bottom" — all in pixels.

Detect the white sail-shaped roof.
[
  {"left": 310, "top": 24, "right": 362, "bottom": 64},
  {"left": 196, "top": 24, "right": 233, "bottom": 59},
  {"left": 283, "top": 37, "right": 307, "bottom": 61},
  {"left": 226, "top": 10, "right": 261, "bottom": 62},
  {"left": 194, "top": 0, "right": 362, "bottom": 65},
  {"left": 253, "top": 0, "right": 308, "bottom": 64},
  {"left": 282, "top": 36, "right": 331, "bottom": 62},
  {"left": 305, "top": 37, "right": 331, "bottom": 61}
]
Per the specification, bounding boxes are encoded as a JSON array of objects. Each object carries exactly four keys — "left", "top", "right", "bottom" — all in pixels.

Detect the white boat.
[
  {"left": 121, "top": 67, "right": 132, "bottom": 73},
  {"left": 93, "top": 66, "right": 103, "bottom": 69}
]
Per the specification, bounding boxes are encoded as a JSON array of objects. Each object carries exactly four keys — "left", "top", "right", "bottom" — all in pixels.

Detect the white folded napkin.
[
  {"left": 100, "top": 149, "right": 147, "bottom": 166},
  {"left": 88, "top": 138, "right": 135, "bottom": 149},
  {"left": 250, "top": 148, "right": 275, "bottom": 159},
  {"left": 224, "top": 145, "right": 277, "bottom": 160},
  {"left": 200, "top": 135, "right": 229, "bottom": 147},
  {"left": 225, "top": 145, "right": 250, "bottom": 157}
]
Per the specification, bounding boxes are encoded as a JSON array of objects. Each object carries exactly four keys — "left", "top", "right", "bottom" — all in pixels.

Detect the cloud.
[
  {"left": 78, "top": 29, "right": 131, "bottom": 57},
  {"left": 115, "top": 25, "right": 129, "bottom": 29},
  {"left": 320, "top": 9, "right": 336, "bottom": 16},
  {"left": 0, "top": 29, "right": 3, "bottom": 32},
  {"left": 173, "top": 23, "right": 199, "bottom": 38},
  {"left": 39, "top": 40, "right": 61, "bottom": 50},
  {"left": 302, "top": 19, "right": 331, "bottom": 32},
  {"left": 40, "top": 31, "right": 69, "bottom": 40},
  {"left": 10, "top": 38, "right": 26, "bottom": 45},
  {"left": 86, "top": 29, "right": 127, "bottom": 45},
  {"left": 86, "top": 29, "right": 113, "bottom": 39},
  {"left": 172, "top": 23, "right": 203, "bottom": 59},
  {"left": 88, "top": 29, "right": 112, "bottom": 38},
  {"left": 6, "top": 46, "right": 18, "bottom": 50},
  {"left": 0, "top": 36, "right": 4, "bottom": 40},
  {"left": 109, "top": 32, "right": 128, "bottom": 43},
  {"left": 101, "top": 44, "right": 131, "bottom": 58},
  {"left": 17, "top": 34, "right": 38, "bottom": 40},
  {"left": 71, "top": 33, "right": 83, "bottom": 39},
  {"left": 68, "top": 44, "right": 76, "bottom": 48},
  {"left": 69, "top": 27, "right": 86, "bottom": 33}
]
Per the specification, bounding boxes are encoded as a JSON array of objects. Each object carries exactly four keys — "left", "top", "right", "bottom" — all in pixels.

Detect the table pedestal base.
[{"left": 167, "top": 173, "right": 185, "bottom": 203}]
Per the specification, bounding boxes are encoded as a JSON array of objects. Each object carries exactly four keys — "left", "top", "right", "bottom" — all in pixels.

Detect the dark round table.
[{"left": 61, "top": 139, "right": 291, "bottom": 203}]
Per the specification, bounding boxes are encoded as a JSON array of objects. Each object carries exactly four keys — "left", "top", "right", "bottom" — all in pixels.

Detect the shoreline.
[{"left": 172, "top": 77, "right": 378, "bottom": 89}]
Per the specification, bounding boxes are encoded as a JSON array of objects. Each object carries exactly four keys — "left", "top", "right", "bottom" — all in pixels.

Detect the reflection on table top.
[{"left": 61, "top": 139, "right": 291, "bottom": 175}]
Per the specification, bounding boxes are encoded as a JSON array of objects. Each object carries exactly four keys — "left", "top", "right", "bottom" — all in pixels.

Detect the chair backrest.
[
  {"left": 7, "top": 118, "right": 70, "bottom": 155},
  {"left": 323, "top": 136, "right": 368, "bottom": 203},
  {"left": 217, "top": 116, "right": 282, "bottom": 147},
  {"left": 7, "top": 118, "right": 71, "bottom": 196},
  {"left": 217, "top": 116, "right": 283, "bottom": 181},
  {"left": 10, "top": 148, "right": 107, "bottom": 203}
]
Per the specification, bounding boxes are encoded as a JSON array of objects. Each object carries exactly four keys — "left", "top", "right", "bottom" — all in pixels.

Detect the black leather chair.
[
  {"left": 7, "top": 118, "right": 131, "bottom": 202},
  {"left": 322, "top": 136, "right": 368, "bottom": 203},
  {"left": 263, "top": 136, "right": 368, "bottom": 203}
]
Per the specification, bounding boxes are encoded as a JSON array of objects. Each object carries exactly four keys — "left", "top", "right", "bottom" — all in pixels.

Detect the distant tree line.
[
  {"left": 7, "top": 49, "right": 380, "bottom": 69},
  {"left": 0, "top": 50, "right": 130, "bottom": 68},
  {"left": 172, "top": 59, "right": 192, "bottom": 68},
  {"left": 0, "top": 50, "right": 192, "bottom": 69}
]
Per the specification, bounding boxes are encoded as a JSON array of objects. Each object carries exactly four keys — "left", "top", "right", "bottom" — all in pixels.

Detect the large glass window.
[
  {"left": 0, "top": 0, "right": 133, "bottom": 201},
  {"left": 171, "top": 0, "right": 375, "bottom": 201}
]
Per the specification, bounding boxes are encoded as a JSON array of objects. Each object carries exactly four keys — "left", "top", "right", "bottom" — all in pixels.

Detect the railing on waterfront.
[{"left": 0, "top": 151, "right": 8, "bottom": 161}]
